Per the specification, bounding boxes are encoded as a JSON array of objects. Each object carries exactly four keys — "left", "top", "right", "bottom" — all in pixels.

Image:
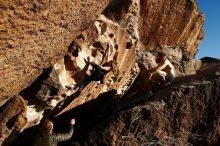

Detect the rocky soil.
[{"left": 0, "top": 0, "right": 219, "bottom": 146}]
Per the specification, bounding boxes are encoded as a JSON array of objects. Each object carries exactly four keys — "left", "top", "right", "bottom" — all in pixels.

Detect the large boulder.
[{"left": 0, "top": 0, "right": 110, "bottom": 99}]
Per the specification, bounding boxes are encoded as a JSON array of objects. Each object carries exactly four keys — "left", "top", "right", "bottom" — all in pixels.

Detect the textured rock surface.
[
  {"left": 104, "top": 0, "right": 204, "bottom": 57},
  {"left": 0, "top": 0, "right": 110, "bottom": 98},
  {"left": 59, "top": 14, "right": 138, "bottom": 113}
]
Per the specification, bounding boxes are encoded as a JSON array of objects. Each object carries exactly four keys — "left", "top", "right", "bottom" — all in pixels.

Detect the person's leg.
[
  {"left": 91, "top": 65, "right": 101, "bottom": 81},
  {"left": 94, "top": 70, "right": 105, "bottom": 83},
  {"left": 99, "top": 72, "right": 105, "bottom": 84},
  {"left": 78, "top": 80, "right": 89, "bottom": 90}
]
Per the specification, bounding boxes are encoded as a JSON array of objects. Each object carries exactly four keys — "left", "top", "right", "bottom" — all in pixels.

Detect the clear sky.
[{"left": 195, "top": 0, "right": 220, "bottom": 59}]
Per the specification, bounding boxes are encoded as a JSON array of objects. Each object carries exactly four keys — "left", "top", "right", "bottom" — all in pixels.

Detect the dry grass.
[{"left": 120, "top": 106, "right": 194, "bottom": 146}]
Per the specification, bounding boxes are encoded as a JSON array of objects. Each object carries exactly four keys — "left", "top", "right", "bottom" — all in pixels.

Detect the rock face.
[
  {"left": 53, "top": 15, "right": 139, "bottom": 116},
  {"left": 0, "top": 0, "right": 210, "bottom": 145},
  {"left": 0, "top": 0, "right": 110, "bottom": 99},
  {"left": 104, "top": 0, "right": 204, "bottom": 57},
  {"left": 138, "top": 0, "right": 204, "bottom": 57}
]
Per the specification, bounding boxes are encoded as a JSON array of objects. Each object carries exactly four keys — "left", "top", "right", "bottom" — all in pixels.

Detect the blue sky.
[{"left": 195, "top": 0, "right": 220, "bottom": 59}]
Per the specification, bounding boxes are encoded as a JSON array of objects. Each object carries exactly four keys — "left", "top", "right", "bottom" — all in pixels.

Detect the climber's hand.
[
  {"left": 84, "top": 58, "right": 88, "bottom": 64},
  {"left": 70, "top": 119, "right": 76, "bottom": 125}
]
